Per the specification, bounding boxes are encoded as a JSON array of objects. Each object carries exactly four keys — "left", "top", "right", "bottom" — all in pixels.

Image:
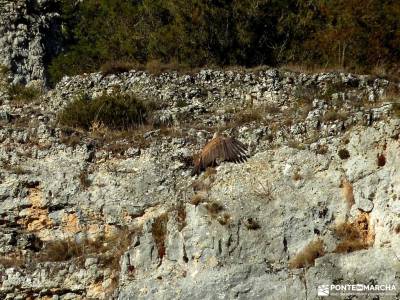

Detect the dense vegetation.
[
  {"left": 49, "top": 0, "right": 400, "bottom": 84},
  {"left": 58, "top": 93, "right": 150, "bottom": 129}
]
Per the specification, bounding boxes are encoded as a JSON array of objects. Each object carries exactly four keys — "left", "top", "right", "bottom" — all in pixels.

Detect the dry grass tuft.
[
  {"left": 190, "top": 193, "right": 207, "bottom": 206},
  {"left": 175, "top": 203, "right": 187, "bottom": 232},
  {"left": 60, "top": 122, "right": 156, "bottom": 153},
  {"left": 59, "top": 129, "right": 82, "bottom": 147},
  {"left": 287, "top": 140, "right": 306, "bottom": 150},
  {"left": 205, "top": 201, "right": 224, "bottom": 218},
  {"left": 333, "top": 213, "right": 374, "bottom": 253},
  {"left": 191, "top": 174, "right": 214, "bottom": 193},
  {"left": 316, "top": 144, "right": 328, "bottom": 155},
  {"left": 97, "top": 126, "right": 152, "bottom": 153},
  {"left": 79, "top": 170, "right": 91, "bottom": 189},
  {"left": 38, "top": 239, "right": 88, "bottom": 263},
  {"left": 341, "top": 178, "right": 355, "bottom": 209},
  {"left": 288, "top": 239, "right": 325, "bottom": 269},
  {"left": 217, "top": 213, "right": 232, "bottom": 226},
  {"left": 292, "top": 170, "right": 302, "bottom": 181},
  {"left": 151, "top": 213, "right": 169, "bottom": 259},
  {"left": 252, "top": 178, "right": 274, "bottom": 202},
  {"left": 0, "top": 253, "right": 24, "bottom": 268},
  {"left": 322, "top": 110, "right": 349, "bottom": 122},
  {"left": 204, "top": 167, "right": 217, "bottom": 178},
  {"left": 244, "top": 217, "right": 261, "bottom": 230},
  {"left": 38, "top": 228, "right": 136, "bottom": 267},
  {"left": 233, "top": 108, "right": 263, "bottom": 126},
  {"left": 263, "top": 103, "right": 281, "bottom": 114}
]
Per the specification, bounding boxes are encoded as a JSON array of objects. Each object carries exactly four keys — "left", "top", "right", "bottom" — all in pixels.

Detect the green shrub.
[
  {"left": 175, "top": 98, "right": 188, "bottom": 108},
  {"left": 8, "top": 84, "right": 42, "bottom": 103},
  {"left": 58, "top": 93, "right": 151, "bottom": 130}
]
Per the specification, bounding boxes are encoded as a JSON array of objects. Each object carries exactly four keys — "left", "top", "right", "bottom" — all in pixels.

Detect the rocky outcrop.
[
  {"left": 0, "top": 0, "right": 61, "bottom": 85},
  {"left": 0, "top": 67, "right": 400, "bottom": 299},
  {"left": 48, "top": 69, "right": 396, "bottom": 151}
]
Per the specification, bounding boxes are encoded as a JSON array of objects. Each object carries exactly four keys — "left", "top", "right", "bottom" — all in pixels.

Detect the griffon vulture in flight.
[{"left": 192, "top": 133, "right": 248, "bottom": 175}]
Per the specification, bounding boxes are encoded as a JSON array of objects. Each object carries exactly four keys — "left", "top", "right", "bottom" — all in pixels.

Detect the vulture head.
[{"left": 192, "top": 133, "right": 248, "bottom": 175}]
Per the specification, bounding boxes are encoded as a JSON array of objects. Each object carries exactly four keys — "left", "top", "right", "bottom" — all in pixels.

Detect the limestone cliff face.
[
  {"left": 0, "top": 0, "right": 61, "bottom": 85},
  {"left": 0, "top": 65, "right": 399, "bottom": 299},
  {"left": 1, "top": 2, "right": 400, "bottom": 298}
]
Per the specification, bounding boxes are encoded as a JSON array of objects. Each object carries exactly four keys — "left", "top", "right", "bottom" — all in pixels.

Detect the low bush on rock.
[
  {"left": 58, "top": 93, "right": 152, "bottom": 130},
  {"left": 244, "top": 217, "right": 261, "bottom": 230},
  {"left": 377, "top": 153, "right": 386, "bottom": 167},
  {"left": 0, "top": 228, "right": 137, "bottom": 271},
  {"left": 205, "top": 201, "right": 224, "bottom": 218},
  {"left": 338, "top": 148, "right": 350, "bottom": 160},
  {"left": 8, "top": 84, "right": 42, "bottom": 104}
]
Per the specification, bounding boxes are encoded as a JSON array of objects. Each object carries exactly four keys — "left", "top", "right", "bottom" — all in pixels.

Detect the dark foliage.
[
  {"left": 49, "top": 0, "right": 400, "bottom": 84},
  {"left": 338, "top": 148, "right": 351, "bottom": 160}
]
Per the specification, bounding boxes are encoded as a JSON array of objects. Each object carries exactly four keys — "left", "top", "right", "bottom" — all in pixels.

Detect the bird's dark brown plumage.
[{"left": 192, "top": 135, "right": 248, "bottom": 175}]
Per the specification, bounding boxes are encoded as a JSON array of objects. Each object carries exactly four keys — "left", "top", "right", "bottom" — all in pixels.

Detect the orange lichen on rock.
[
  {"left": 87, "top": 282, "right": 106, "bottom": 299},
  {"left": 61, "top": 213, "right": 81, "bottom": 234},
  {"left": 18, "top": 187, "right": 53, "bottom": 233}
]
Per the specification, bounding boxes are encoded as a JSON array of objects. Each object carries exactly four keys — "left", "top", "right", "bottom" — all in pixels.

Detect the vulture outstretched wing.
[{"left": 192, "top": 136, "right": 248, "bottom": 175}]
